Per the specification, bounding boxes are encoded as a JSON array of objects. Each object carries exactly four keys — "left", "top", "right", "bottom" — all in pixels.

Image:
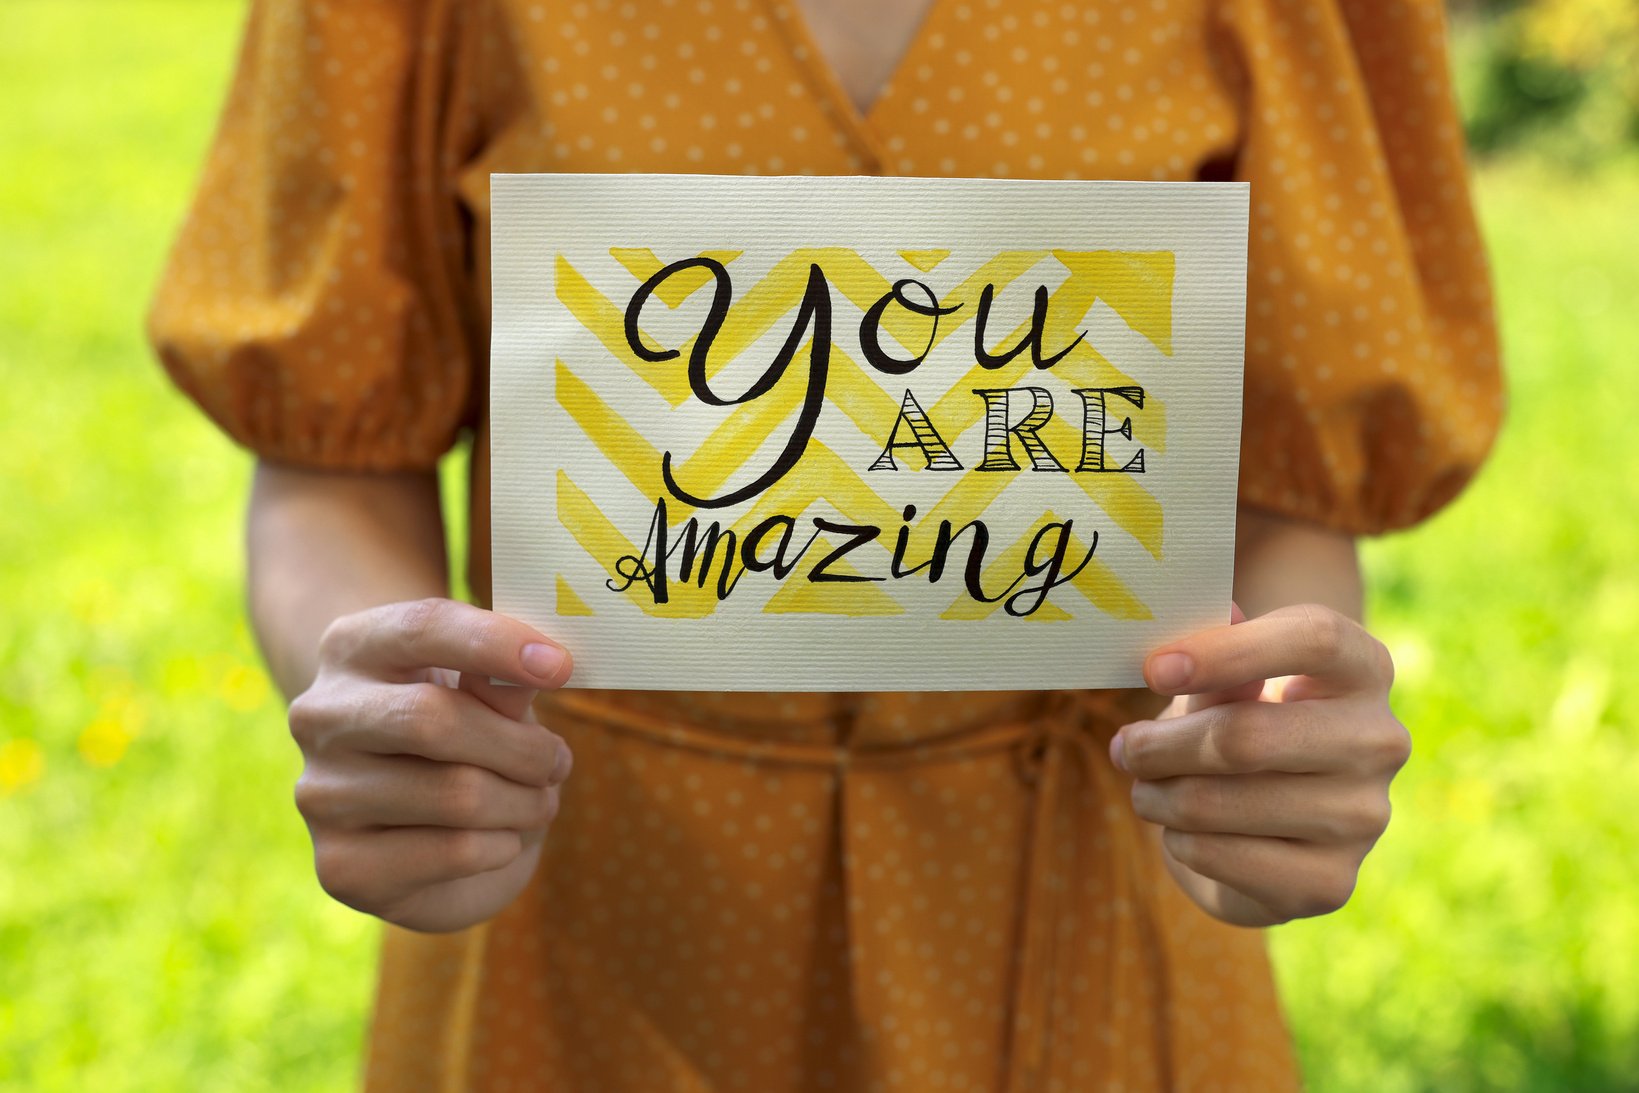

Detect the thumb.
[{"left": 459, "top": 672, "right": 541, "bottom": 723}]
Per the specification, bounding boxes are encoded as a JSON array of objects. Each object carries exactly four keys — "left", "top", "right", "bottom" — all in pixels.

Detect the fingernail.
[
  {"left": 549, "top": 741, "right": 573, "bottom": 784},
  {"left": 1150, "top": 652, "right": 1194, "bottom": 691},
  {"left": 521, "top": 642, "right": 567, "bottom": 682},
  {"left": 1109, "top": 732, "right": 1128, "bottom": 773}
]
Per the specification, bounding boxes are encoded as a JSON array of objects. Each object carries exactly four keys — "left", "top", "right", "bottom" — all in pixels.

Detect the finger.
[
  {"left": 460, "top": 670, "right": 540, "bottom": 722},
  {"left": 324, "top": 598, "right": 572, "bottom": 688},
  {"left": 1180, "top": 601, "right": 1263, "bottom": 713},
  {"left": 1144, "top": 604, "right": 1392, "bottom": 698},
  {"left": 300, "top": 681, "right": 570, "bottom": 788},
  {"left": 1130, "top": 773, "right": 1391, "bottom": 843},
  {"left": 1161, "top": 829, "right": 1361, "bottom": 921},
  {"left": 1115, "top": 698, "right": 1377, "bottom": 778},
  {"left": 298, "top": 755, "right": 562, "bottom": 832},
  {"left": 315, "top": 826, "right": 525, "bottom": 911}
]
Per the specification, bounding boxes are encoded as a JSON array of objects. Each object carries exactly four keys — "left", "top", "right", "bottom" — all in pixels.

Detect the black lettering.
[
  {"left": 973, "top": 387, "right": 1067, "bottom": 472},
  {"left": 1071, "top": 386, "right": 1147, "bottom": 472},
  {"left": 869, "top": 389, "right": 963, "bottom": 471},
  {"left": 973, "top": 283, "right": 1086, "bottom": 370},
  {"left": 807, "top": 518, "right": 884, "bottom": 582},
  {"left": 741, "top": 515, "right": 821, "bottom": 578},
  {"left": 859, "top": 278, "right": 962, "bottom": 375},
  {"left": 674, "top": 519, "right": 744, "bottom": 599},
  {"left": 889, "top": 505, "right": 932, "bottom": 579},
  {"left": 624, "top": 257, "right": 833, "bottom": 508},
  {"left": 924, "top": 518, "right": 1026, "bottom": 604},
  {"left": 1004, "top": 521, "right": 1099, "bottom": 616},
  {"left": 607, "top": 497, "right": 674, "bottom": 604}
]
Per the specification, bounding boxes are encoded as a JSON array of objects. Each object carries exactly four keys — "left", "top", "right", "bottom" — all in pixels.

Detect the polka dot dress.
[{"left": 148, "top": 0, "right": 1503, "bottom": 1089}]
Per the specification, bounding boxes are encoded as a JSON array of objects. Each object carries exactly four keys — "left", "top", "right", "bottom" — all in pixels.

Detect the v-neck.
[{"left": 763, "top": 0, "right": 946, "bottom": 169}]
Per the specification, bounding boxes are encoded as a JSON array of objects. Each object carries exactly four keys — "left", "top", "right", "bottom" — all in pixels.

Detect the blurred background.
[{"left": 1, "top": 0, "right": 1634, "bottom": 1088}]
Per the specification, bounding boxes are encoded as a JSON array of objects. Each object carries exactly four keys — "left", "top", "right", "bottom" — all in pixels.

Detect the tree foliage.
[{"left": 1452, "top": 0, "right": 1639, "bottom": 161}]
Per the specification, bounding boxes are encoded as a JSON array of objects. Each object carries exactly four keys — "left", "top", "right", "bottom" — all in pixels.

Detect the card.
[{"left": 490, "top": 174, "right": 1248, "bottom": 691}]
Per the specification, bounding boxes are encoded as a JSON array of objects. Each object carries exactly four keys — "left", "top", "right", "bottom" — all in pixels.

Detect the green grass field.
[{"left": 2, "top": 2, "right": 1635, "bottom": 1089}]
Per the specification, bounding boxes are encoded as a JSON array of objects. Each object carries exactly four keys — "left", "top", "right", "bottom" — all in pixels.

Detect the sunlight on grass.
[
  {"left": 1268, "top": 160, "right": 1639, "bottom": 1091},
  {"left": 1, "top": 2, "right": 1634, "bottom": 1089},
  {"left": 0, "top": 3, "right": 376, "bottom": 1089}
]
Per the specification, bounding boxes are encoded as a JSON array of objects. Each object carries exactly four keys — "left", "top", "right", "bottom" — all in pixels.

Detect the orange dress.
[{"left": 148, "top": 1, "right": 1502, "bottom": 1089}]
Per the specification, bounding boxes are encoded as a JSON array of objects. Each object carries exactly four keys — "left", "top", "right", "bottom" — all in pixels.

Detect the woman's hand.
[
  {"left": 1111, "top": 602, "right": 1409, "bottom": 927},
  {"left": 287, "top": 597, "right": 574, "bottom": 934}
]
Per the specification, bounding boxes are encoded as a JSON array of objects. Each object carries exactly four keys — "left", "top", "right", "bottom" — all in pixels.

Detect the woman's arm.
[
  {"left": 248, "top": 464, "right": 450, "bottom": 699},
  {"left": 1230, "top": 506, "right": 1363, "bottom": 624},
  {"left": 1113, "top": 506, "right": 1409, "bottom": 927},
  {"left": 247, "top": 461, "right": 577, "bottom": 933}
]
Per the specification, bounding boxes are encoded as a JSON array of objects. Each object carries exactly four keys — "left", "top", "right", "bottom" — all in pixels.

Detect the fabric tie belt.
[{"left": 548, "top": 690, "right": 1150, "bottom": 1092}]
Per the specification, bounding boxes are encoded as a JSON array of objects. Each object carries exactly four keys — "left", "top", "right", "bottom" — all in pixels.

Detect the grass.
[
  {"left": 1269, "top": 159, "right": 1639, "bottom": 1090},
  {"left": 1, "top": 1, "right": 1635, "bottom": 1088},
  {"left": 0, "top": 3, "right": 375, "bottom": 1088}
]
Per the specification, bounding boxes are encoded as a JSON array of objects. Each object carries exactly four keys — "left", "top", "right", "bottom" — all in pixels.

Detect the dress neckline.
[{"left": 761, "top": 0, "right": 947, "bottom": 170}]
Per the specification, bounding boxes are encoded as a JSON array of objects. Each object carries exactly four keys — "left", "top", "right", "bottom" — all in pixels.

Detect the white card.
[{"left": 490, "top": 174, "right": 1248, "bottom": 691}]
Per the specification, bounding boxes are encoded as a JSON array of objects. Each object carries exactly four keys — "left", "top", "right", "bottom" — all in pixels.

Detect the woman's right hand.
[{"left": 287, "top": 597, "right": 574, "bottom": 933}]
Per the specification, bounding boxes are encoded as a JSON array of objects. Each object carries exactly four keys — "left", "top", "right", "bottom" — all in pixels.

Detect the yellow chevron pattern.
[{"left": 551, "top": 247, "right": 1173, "bottom": 620}]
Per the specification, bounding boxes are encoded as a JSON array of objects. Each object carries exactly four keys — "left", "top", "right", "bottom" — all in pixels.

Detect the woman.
[{"left": 148, "top": 0, "right": 1502, "bottom": 1087}]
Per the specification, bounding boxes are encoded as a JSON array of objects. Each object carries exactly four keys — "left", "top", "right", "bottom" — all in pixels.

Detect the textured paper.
[{"left": 490, "top": 174, "right": 1248, "bottom": 691}]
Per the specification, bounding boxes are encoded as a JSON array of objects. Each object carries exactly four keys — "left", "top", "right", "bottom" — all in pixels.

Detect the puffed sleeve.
[
  {"left": 146, "top": 0, "right": 484, "bottom": 470},
  {"left": 1217, "top": 0, "right": 1505, "bottom": 534}
]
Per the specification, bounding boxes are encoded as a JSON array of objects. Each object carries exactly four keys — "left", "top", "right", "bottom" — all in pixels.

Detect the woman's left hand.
[{"left": 1110, "top": 602, "right": 1410, "bottom": 927}]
